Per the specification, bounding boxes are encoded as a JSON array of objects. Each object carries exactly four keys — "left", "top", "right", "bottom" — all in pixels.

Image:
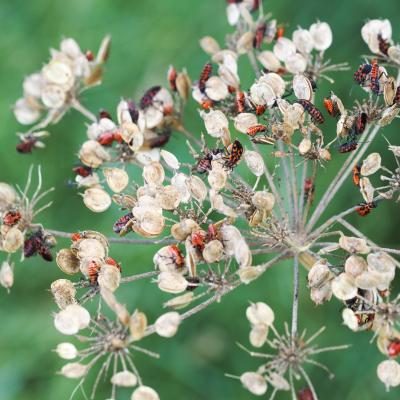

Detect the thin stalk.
[
  {"left": 289, "top": 147, "right": 299, "bottom": 228},
  {"left": 279, "top": 141, "right": 295, "bottom": 229},
  {"left": 291, "top": 255, "right": 299, "bottom": 344},
  {"left": 301, "top": 160, "right": 317, "bottom": 229},
  {"left": 120, "top": 271, "right": 159, "bottom": 283}
]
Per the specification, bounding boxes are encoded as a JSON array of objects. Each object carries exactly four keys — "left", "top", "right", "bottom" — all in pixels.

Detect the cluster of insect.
[{"left": 2, "top": 1, "right": 400, "bottom": 399}]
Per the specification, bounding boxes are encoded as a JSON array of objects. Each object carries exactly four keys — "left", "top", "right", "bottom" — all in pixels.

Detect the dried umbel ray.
[{"left": 2, "top": 1, "right": 400, "bottom": 398}]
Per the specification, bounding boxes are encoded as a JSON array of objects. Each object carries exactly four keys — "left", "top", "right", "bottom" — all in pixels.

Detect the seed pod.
[
  {"left": 79, "top": 140, "right": 111, "bottom": 168},
  {"left": 244, "top": 151, "right": 265, "bottom": 176},
  {"left": 2, "top": 227, "right": 24, "bottom": 253},
  {"left": 268, "top": 373, "right": 290, "bottom": 391},
  {"left": 299, "top": 138, "right": 312, "bottom": 155},
  {"left": 103, "top": 168, "right": 129, "bottom": 193},
  {"left": 293, "top": 74, "right": 313, "bottom": 101},
  {"left": 83, "top": 187, "right": 111, "bottom": 212},
  {"left": 236, "top": 31, "right": 254, "bottom": 54},
  {"left": 367, "top": 252, "right": 396, "bottom": 275},
  {"left": 171, "top": 173, "right": 191, "bottom": 203},
  {"left": 41, "top": 84, "right": 67, "bottom": 108},
  {"left": 0, "top": 261, "right": 14, "bottom": 291},
  {"left": 205, "top": 76, "right": 229, "bottom": 101},
  {"left": 208, "top": 165, "right": 227, "bottom": 190},
  {"left": 111, "top": 371, "right": 138, "bottom": 387},
  {"left": 249, "top": 324, "right": 268, "bottom": 348},
  {"left": 384, "top": 77, "right": 397, "bottom": 106},
  {"left": 186, "top": 176, "right": 207, "bottom": 203},
  {"left": 339, "top": 236, "right": 370, "bottom": 254},
  {"left": 355, "top": 270, "right": 381, "bottom": 290},
  {"left": 56, "top": 342, "right": 78, "bottom": 360},
  {"left": 199, "top": 36, "right": 220, "bottom": 55},
  {"left": 129, "top": 310, "right": 147, "bottom": 341},
  {"left": 234, "top": 113, "right": 258, "bottom": 134},
  {"left": 134, "top": 210, "right": 165, "bottom": 237},
  {"left": 56, "top": 248, "right": 80, "bottom": 275},
  {"left": 171, "top": 219, "right": 199, "bottom": 241},
  {"left": 131, "top": 386, "right": 160, "bottom": 400},
  {"left": 154, "top": 246, "right": 184, "bottom": 273},
  {"left": 285, "top": 53, "right": 307, "bottom": 74},
  {"left": 54, "top": 304, "right": 90, "bottom": 335},
  {"left": 377, "top": 359, "right": 400, "bottom": 390},
  {"left": 250, "top": 81, "right": 276, "bottom": 107},
  {"left": 234, "top": 238, "right": 252, "bottom": 267},
  {"left": 51, "top": 279, "right": 77, "bottom": 309},
  {"left": 310, "top": 283, "right": 332, "bottom": 305},
  {"left": 156, "top": 185, "right": 181, "bottom": 210},
  {"left": 155, "top": 311, "right": 181, "bottom": 338},
  {"left": 309, "top": 21, "right": 332, "bottom": 51},
  {"left": 260, "top": 73, "right": 286, "bottom": 98},
  {"left": 77, "top": 238, "right": 107, "bottom": 260},
  {"left": 361, "top": 153, "right": 381, "bottom": 176},
  {"left": 0, "top": 183, "right": 17, "bottom": 211},
  {"left": 157, "top": 271, "right": 188, "bottom": 294},
  {"left": 43, "top": 60, "right": 74, "bottom": 87},
  {"left": 273, "top": 37, "right": 296, "bottom": 62},
  {"left": 331, "top": 273, "right": 357, "bottom": 300},
  {"left": 292, "top": 28, "right": 314, "bottom": 54},
  {"left": 160, "top": 150, "right": 180, "bottom": 170},
  {"left": 176, "top": 70, "right": 191, "bottom": 101},
  {"left": 237, "top": 265, "right": 264, "bottom": 284},
  {"left": 379, "top": 104, "right": 400, "bottom": 127},
  {"left": 342, "top": 308, "right": 359, "bottom": 331},
  {"left": 143, "top": 162, "right": 165, "bottom": 186},
  {"left": 202, "top": 240, "right": 224, "bottom": 264},
  {"left": 257, "top": 51, "right": 281, "bottom": 72},
  {"left": 163, "top": 292, "right": 194, "bottom": 310},
  {"left": 240, "top": 372, "right": 268, "bottom": 396},
  {"left": 252, "top": 191, "right": 275, "bottom": 212},
  {"left": 97, "top": 264, "right": 121, "bottom": 292},
  {"left": 388, "top": 46, "right": 400, "bottom": 64},
  {"left": 60, "top": 362, "right": 88, "bottom": 379},
  {"left": 308, "top": 261, "right": 332, "bottom": 289},
  {"left": 359, "top": 177, "right": 375, "bottom": 204},
  {"left": 200, "top": 110, "right": 229, "bottom": 138},
  {"left": 246, "top": 302, "right": 275, "bottom": 326},
  {"left": 345, "top": 255, "right": 367, "bottom": 278}
]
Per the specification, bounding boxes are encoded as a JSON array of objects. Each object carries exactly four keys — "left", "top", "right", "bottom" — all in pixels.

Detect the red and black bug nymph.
[
  {"left": 113, "top": 212, "right": 134, "bottom": 236},
  {"left": 356, "top": 201, "right": 377, "bottom": 217},
  {"left": 297, "top": 99, "right": 325, "bottom": 124},
  {"left": 354, "top": 63, "right": 373, "bottom": 85},
  {"left": 140, "top": 86, "right": 161, "bottom": 109},
  {"left": 23, "top": 230, "right": 54, "bottom": 261},
  {"left": 352, "top": 164, "right": 361, "bottom": 186},
  {"left": 198, "top": 62, "right": 213, "bottom": 93}
]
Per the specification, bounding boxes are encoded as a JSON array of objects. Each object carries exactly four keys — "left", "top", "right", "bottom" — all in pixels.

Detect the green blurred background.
[{"left": 0, "top": 0, "right": 400, "bottom": 399}]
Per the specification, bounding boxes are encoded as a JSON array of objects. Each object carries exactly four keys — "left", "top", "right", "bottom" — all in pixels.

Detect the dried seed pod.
[
  {"left": 342, "top": 308, "right": 359, "bottom": 331},
  {"left": 205, "top": 76, "right": 229, "bottom": 101},
  {"left": 56, "top": 248, "right": 80, "bottom": 275},
  {"left": 154, "top": 246, "right": 185, "bottom": 273},
  {"left": 129, "top": 310, "right": 147, "bottom": 341},
  {"left": 131, "top": 386, "right": 160, "bottom": 400},
  {"left": 246, "top": 302, "right": 275, "bottom": 326},
  {"left": 361, "top": 153, "right": 381, "bottom": 176},
  {"left": 292, "top": 28, "right": 314, "bottom": 54},
  {"left": 367, "top": 252, "right": 396, "bottom": 275},
  {"left": 160, "top": 150, "right": 180, "bottom": 170},
  {"left": 240, "top": 372, "right": 268, "bottom": 396},
  {"left": 379, "top": 105, "right": 400, "bottom": 127},
  {"left": 234, "top": 113, "right": 258, "bottom": 134},
  {"left": 176, "top": 70, "right": 191, "bottom": 101},
  {"left": 111, "top": 371, "right": 138, "bottom": 387},
  {"left": 377, "top": 359, "right": 400, "bottom": 390},
  {"left": 285, "top": 53, "right": 307, "bottom": 74},
  {"left": 2, "top": 227, "right": 24, "bottom": 253},
  {"left": 163, "top": 292, "right": 194, "bottom": 309},
  {"left": 83, "top": 187, "right": 111, "bottom": 212},
  {"left": 250, "top": 81, "right": 276, "bottom": 107},
  {"left": 299, "top": 138, "right": 312, "bottom": 155},
  {"left": 252, "top": 191, "right": 275, "bottom": 211},
  {"left": 208, "top": 165, "right": 227, "bottom": 190},
  {"left": 171, "top": 173, "right": 191, "bottom": 203},
  {"left": 257, "top": 50, "right": 281, "bottom": 72},
  {"left": 260, "top": 73, "right": 286, "bottom": 98},
  {"left": 143, "top": 162, "right": 165, "bottom": 186},
  {"left": 60, "top": 362, "right": 88, "bottom": 379},
  {"left": 384, "top": 77, "right": 397, "bottom": 106},
  {"left": 268, "top": 373, "right": 290, "bottom": 391},
  {"left": 202, "top": 239, "right": 224, "bottom": 264},
  {"left": 103, "top": 168, "right": 129, "bottom": 193},
  {"left": 200, "top": 110, "right": 229, "bottom": 138},
  {"left": 388, "top": 46, "right": 400, "bottom": 64},
  {"left": 310, "top": 282, "right": 332, "bottom": 305},
  {"left": 155, "top": 311, "right": 181, "bottom": 338},
  {"left": 331, "top": 273, "right": 357, "bottom": 300},
  {"left": 186, "top": 176, "right": 207, "bottom": 203},
  {"left": 97, "top": 264, "right": 121, "bottom": 292},
  {"left": 243, "top": 150, "right": 265, "bottom": 176},
  {"left": 56, "top": 342, "right": 78, "bottom": 360},
  {"left": 339, "top": 235, "right": 370, "bottom": 254},
  {"left": 51, "top": 279, "right": 77, "bottom": 309},
  {"left": 0, "top": 183, "right": 17, "bottom": 211},
  {"left": 77, "top": 238, "right": 107, "bottom": 260},
  {"left": 249, "top": 324, "right": 268, "bottom": 348},
  {"left": 41, "top": 84, "right": 67, "bottom": 108},
  {"left": 0, "top": 261, "right": 14, "bottom": 291},
  {"left": 293, "top": 74, "right": 313, "bottom": 101},
  {"left": 79, "top": 140, "right": 111, "bottom": 168},
  {"left": 237, "top": 265, "right": 264, "bottom": 284},
  {"left": 359, "top": 177, "right": 375, "bottom": 203},
  {"left": 273, "top": 37, "right": 296, "bottom": 62},
  {"left": 157, "top": 271, "right": 188, "bottom": 294},
  {"left": 345, "top": 255, "right": 367, "bottom": 278},
  {"left": 354, "top": 270, "right": 382, "bottom": 290},
  {"left": 309, "top": 21, "right": 332, "bottom": 51},
  {"left": 134, "top": 210, "right": 165, "bottom": 237},
  {"left": 308, "top": 261, "right": 333, "bottom": 289},
  {"left": 156, "top": 185, "right": 181, "bottom": 210},
  {"left": 171, "top": 219, "right": 199, "bottom": 241},
  {"left": 236, "top": 31, "right": 254, "bottom": 54},
  {"left": 234, "top": 238, "right": 252, "bottom": 267},
  {"left": 199, "top": 36, "right": 220, "bottom": 55},
  {"left": 54, "top": 304, "right": 90, "bottom": 335}
]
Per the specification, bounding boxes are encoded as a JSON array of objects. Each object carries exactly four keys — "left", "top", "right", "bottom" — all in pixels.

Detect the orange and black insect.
[
  {"left": 97, "top": 132, "right": 122, "bottom": 146},
  {"left": 352, "top": 164, "right": 361, "bottom": 187},
  {"left": 99, "top": 109, "right": 112, "bottom": 120},
  {"left": 140, "top": 85, "right": 161, "bottom": 108},
  {"left": 113, "top": 212, "right": 134, "bottom": 235},
  {"left": 255, "top": 104, "right": 266, "bottom": 115},
  {"left": 247, "top": 124, "right": 268, "bottom": 137},
  {"left": 105, "top": 257, "right": 122, "bottom": 272},
  {"left": 253, "top": 23, "right": 266, "bottom": 49},
  {"left": 2, "top": 210, "right": 21, "bottom": 226},
  {"left": 304, "top": 178, "right": 315, "bottom": 203},
  {"left": 88, "top": 260, "right": 101, "bottom": 285},
  {"left": 73, "top": 165, "right": 93, "bottom": 177},
  {"left": 323, "top": 97, "right": 340, "bottom": 118},
  {"left": 370, "top": 59, "right": 381, "bottom": 95},
  {"left": 355, "top": 112, "right": 368, "bottom": 135},
  {"left": 378, "top": 34, "right": 390, "bottom": 56},
  {"left": 71, "top": 232, "right": 83, "bottom": 242},
  {"left": 275, "top": 26, "right": 285, "bottom": 40},
  {"left": 168, "top": 65, "right": 177, "bottom": 92},
  {"left": 168, "top": 245, "right": 185, "bottom": 269},
  {"left": 339, "top": 140, "right": 358, "bottom": 153},
  {"left": 195, "top": 148, "right": 224, "bottom": 174},
  {"left": 353, "top": 63, "right": 372, "bottom": 85},
  {"left": 198, "top": 62, "right": 213, "bottom": 93},
  {"left": 191, "top": 231, "right": 206, "bottom": 251},
  {"left": 388, "top": 339, "right": 400, "bottom": 357},
  {"left": 224, "top": 140, "right": 243, "bottom": 169},
  {"left": 356, "top": 201, "right": 377, "bottom": 217},
  {"left": 85, "top": 50, "right": 94, "bottom": 61},
  {"left": 201, "top": 99, "right": 214, "bottom": 110},
  {"left": 297, "top": 99, "right": 325, "bottom": 124},
  {"left": 236, "top": 91, "right": 246, "bottom": 113},
  {"left": 145, "top": 130, "right": 171, "bottom": 149}
]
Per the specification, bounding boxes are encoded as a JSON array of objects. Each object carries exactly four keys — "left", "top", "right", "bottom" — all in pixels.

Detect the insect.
[
  {"left": 168, "top": 245, "right": 185, "bottom": 269},
  {"left": 255, "top": 104, "right": 266, "bottom": 115},
  {"left": 198, "top": 62, "right": 213, "bottom": 93},
  {"left": 99, "top": 109, "right": 112, "bottom": 120},
  {"left": 186, "top": 276, "right": 201, "bottom": 291},
  {"left": 356, "top": 201, "right": 377, "bottom": 217},
  {"left": 2, "top": 210, "right": 22, "bottom": 226},
  {"left": 73, "top": 165, "right": 93, "bottom": 177},
  {"left": 201, "top": 99, "right": 214, "bottom": 110},
  {"left": 253, "top": 23, "right": 266, "bottom": 49},
  {"left": 247, "top": 124, "right": 268, "bottom": 137},
  {"left": 236, "top": 91, "right": 246, "bottom": 113},
  {"left": 206, "top": 224, "right": 220, "bottom": 241},
  {"left": 88, "top": 260, "right": 101, "bottom": 285},
  {"left": 355, "top": 112, "right": 368, "bottom": 135},
  {"left": 195, "top": 148, "right": 224, "bottom": 174},
  {"left": 23, "top": 230, "right": 54, "bottom": 262},
  {"left": 394, "top": 85, "right": 400, "bottom": 105},
  {"left": 297, "top": 388, "right": 314, "bottom": 400},
  {"left": 369, "top": 59, "right": 381, "bottom": 94},
  {"left": 297, "top": 99, "right": 325, "bottom": 124},
  {"left": 304, "top": 178, "right": 315, "bottom": 203},
  {"left": 97, "top": 131, "right": 122, "bottom": 146},
  {"left": 168, "top": 65, "right": 177, "bottom": 92},
  {"left": 223, "top": 140, "right": 244, "bottom": 169},
  {"left": 323, "top": 97, "right": 340, "bottom": 118},
  {"left": 85, "top": 50, "right": 94, "bottom": 61},
  {"left": 388, "top": 339, "right": 400, "bottom": 357},
  {"left": 71, "top": 232, "right": 83, "bottom": 242},
  {"left": 353, "top": 63, "right": 372, "bottom": 85},
  {"left": 378, "top": 34, "right": 390, "bottom": 56},
  {"left": 139, "top": 85, "right": 161, "bottom": 109},
  {"left": 16, "top": 137, "right": 37, "bottom": 153},
  {"left": 275, "top": 26, "right": 285, "bottom": 40},
  {"left": 352, "top": 164, "right": 361, "bottom": 186},
  {"left": 127, "top": 100, "right": 139, "bottom": 123},
  {"left": 191, "top": 231, "right": 206, "bottom": 251},
  {"left": 105, "top": 257, "right": 122, "bottom": 272},
  {"left": 339, "top": 138, "right": 358, "bottom": 153},
  {"left": 113, "top": 212, "right": 134, "bottom": 236},
  {"left": 145, "top": 130, "right": 172, "bottom": 149}
]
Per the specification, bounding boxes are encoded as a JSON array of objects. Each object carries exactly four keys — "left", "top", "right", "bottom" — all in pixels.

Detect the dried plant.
[{"left": 2, "top": 2, "right": 400, "bottom": 399}]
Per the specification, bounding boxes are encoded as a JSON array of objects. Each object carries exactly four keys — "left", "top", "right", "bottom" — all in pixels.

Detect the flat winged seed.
[
  {"left": 163, "top": 292, "right": 194, "bottom": 309},
  {"left": 250, "top": 82, "right": 276, "bottom": 106},
  {"left": 56, "top": 343, "right": 78, "bottom": 360},
  {"left": 308, "top": 261, "right": 332, "bottom": 288},
  {"left": 388, "top": 46, "right": 400, "bottom": 64},
  {"left": 60, "top": 363, "right": 88, "bottom": 379},
  {"left": 170, "top": 219, "right": 199, "bottom": 241},
  {"left": 342, "top": 309, "right": 359, "bottom": 331},
  {"left": 104, "top": 168, "right": 129, "bottom": 193},
  {"left": 257, "top": 51, "right": 281, "bottom": 72},
  {"left": 160, "top": 150, "right": 180, "bottom": 170},
  {"left": 252, "top": 191, "right": 275, "bottom": 211},
  {"left": 186, "top": 176, "right": 207, "bottom": 202},
  {"left": 234, "top": 113, "right": 258, "bottom": 134},
  {"left": 143, "top": 162, "right": 165, "bottom": 186},
  {"left": 98, "top": 264, "right": 121, "bottom": 292},
  {"left": 339, "top": 236, "right": 370, "bottom": 254},
  {"left": 0, "top": 183, "right": 17, "bottom": 211},
  {"left": 158, "top": 271, "right": 188, "bottom": 293},
  {"left": 246, "top": 302, "right": 275, "bottom": 326},
  {"left": 293, "top": 75, "right": 313, "bottom": 100},
  {"left": 200, "top": 110, "right": 229, "bottom": 138},
  {"left": 41, "top": 84, "right": 66, "bottom": 108},
  {"left": 377, "top": 360, "right": 400, "bottom": 390},
  {"left": 51, "top": 279, "right": 77, "bottom": 309},
  {"left": 54, "top": 309, "right": 81, "bottom": 335},
  {"left": 268, "top": 373, "right": 290, "bottom": 391},
  {"left": 202, "top": 240, "right": 224, "bottom": 263},
  {"left": 0, "top": 261, "right": 13, "bottom": 290},
  {"left": 129, "top": 310, "right": 147, "bottom": 341},
  {"left": 359, "top": 178, "right": 374, "bottom": 205},
  {"left": 273, "top": 37, "right": 296, "bottom": 62},
  {"left": 2, "top": 227, "right": 24, "bottom": 253},
  {"left": 355, "top": 271, "right": 381, "bottom": 290},
  {"left": 111, "top": 371, "right": 138, "bottom": 387},
  {"left": 83, "top": 187, "right": 111, "bottom": 212},
  {"left": 237, "top": 265, "right": 264, "bottom": 284},
  {"left": 131, "top": 386, "right": 160, "bottom": 400},
  {"left": 136, "top": 210, "right": 165, "bottom": 237},
  {"left": 220, "top": 224, "right": 242, "bottom": 256},
  {"left": 208, "top": 166, "right": 227, "bottom": 190},
  {"left": 292, "top": 28, "right": 314, "bottom": 54},
  {"left": 236, "top": 31, "right": 254, "bottom": 54},
  {"left": 199, "top": 36, "right": 220, "bottom": 55},
  {"left": 77, "top": 238, "right": 106, "bottom": 259},
  {"left": 240, "top": 372, "right": 268, "bottom": 396},
  {"left": 384, "top": 77, "right": 396, "bottom": 106},
  {"left": 345, "top": 255, "right": 367, "bottom": 278},
  {"left": 299, "top": 138, "right": 312, "bottom": 155},
  {"left": 171, "top": 173, "right": 191, "bottom": 203},
  {"left": 362, "top": 19, "right": 392, "bottom": 54},
  {"left": 379, "top": 105, "right": 400, "bottom": 127},
  {"left": 361, "top": 153, "right": 381, "bottom": 176},
  {"left": 155, "top": 311, "right": 181, "bottom": 338},
  {"left": 249, "top": 324, "right": 268, "bottom": 348},
  {"left": 310, "top": 283, "right": 332, "bottom": 305},
  {"left": 156, "top": 185, "right": 181, "bottom": 210},
  {"left": 309, "top": 21, "right": 332, "bottom": 51},
  {"left": 56, "top": 248, "right": 80, "bottom": 275},
  {"left": 79, "top": 140, "right": 111, "bottom": 168},
  {"left": 331, "top": 273, "right": 357, "bottom": 300},
  {"left": 285, "top": 53, "right": 307, "bottom": 74},
  {"left": 235, "top": 239, "right": 252, "bottom": 267},
  {"left": 43, "top": 60, "right": 74, "bottom": 87},
  {"left": 205, "top": 76, "right": 229, "bottom": 101},
  {"left": 14, "top": 98, "right": 41, "bottom": 124},
  {"left": 367, "top": 252, "right": 396, "bottom": 274},
  {"left": 244, "top": 151, "right": 265, "bottom": 176},
  {"left": 260, "top": 73, "right": 286, "bottom": 98}
]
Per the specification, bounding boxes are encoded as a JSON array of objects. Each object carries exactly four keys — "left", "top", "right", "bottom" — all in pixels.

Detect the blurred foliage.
[{"left": 0, "top": 0, "right": 400, "bottom": 399}]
